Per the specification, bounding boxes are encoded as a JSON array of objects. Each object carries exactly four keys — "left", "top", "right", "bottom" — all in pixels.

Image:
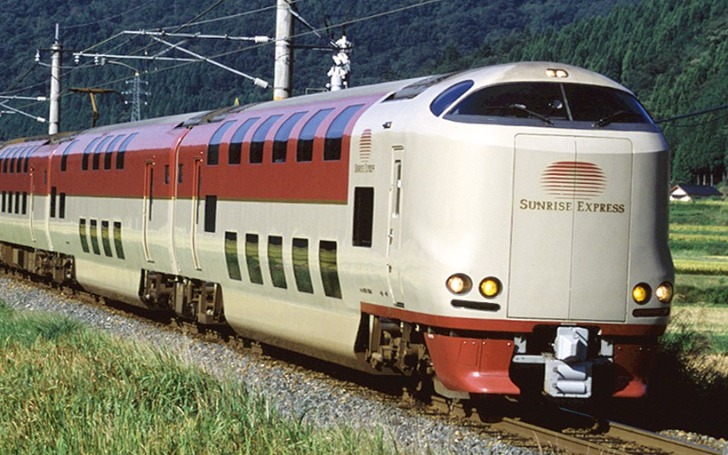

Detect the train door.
[
  {"left": 508, "top": 135, "right": 632, "bottom": 322},
  {"left": 142, "top": 161, "right": 154, "bottom": 262},
  {"left": 386, "top": 146, "right": 405, "bottom": 304}
]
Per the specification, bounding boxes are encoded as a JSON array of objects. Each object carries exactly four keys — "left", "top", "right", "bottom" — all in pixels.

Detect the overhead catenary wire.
[{"left": 3, "top": 0, "right": 447, "bottom": 128}]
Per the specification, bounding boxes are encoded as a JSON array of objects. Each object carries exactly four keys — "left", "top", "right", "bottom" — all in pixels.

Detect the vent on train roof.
[{"left": 383, "top": 73, "right": 455, "bottom": 102}]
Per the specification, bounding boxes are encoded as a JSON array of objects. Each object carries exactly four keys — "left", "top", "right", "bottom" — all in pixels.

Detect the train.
[{"left": 0, "top": 61, "right": 674, "bottom": 400}]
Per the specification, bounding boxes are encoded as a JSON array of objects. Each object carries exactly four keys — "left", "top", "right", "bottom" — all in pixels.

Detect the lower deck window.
[
  {"left": 319, "top": 240, "right": 342, "bottom": 299},
  {"left": 101, "top": 221, "right": 113, "bottom": 257},
  {"left": 113, "top": 222, "right": 125, "bottom": 259},
  {"left": 79, "top": 219, "right": 90, "bottom": 253},
  {"left": 292, "top": 238, "right": 313, "bottom": 294},
  {"left": 268, "top": 236, "right": 287, "bottom": 289},
  {"left": 225, "top": 231, "right": 242, "bottom": 281},
  {"left": 89, "top": 219, "right": 100, "bottom": 255},
  {"left": 245, "top": 234, "right": 264, "bottom": 285}
]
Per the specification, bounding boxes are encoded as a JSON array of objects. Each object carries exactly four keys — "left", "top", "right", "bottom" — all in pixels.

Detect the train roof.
[{"left": 0, "top": 61, "right": 632, "bottom": 147}]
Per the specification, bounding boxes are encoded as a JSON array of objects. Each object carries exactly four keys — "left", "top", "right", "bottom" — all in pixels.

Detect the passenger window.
[
  {"left": 268, "top": 236, "right": 287, "bottom": 289},
  {"left": 101, "top": 221, "right": 113, "bottom": 257},
  {"left": 250, "top": 115, "right": 282, "bottom": 164},
  {"left": 104, "top": 135, "right": 125, "bottom": 170},
  {"left": 353, "top": 187, "right": 374, "bottom": 247},
  {"left": 116, "top": 133, "right": 138, "bottom": 170},
  {"left": 61, "top": 140, "right": 78, "bottom": 172},
  {"left": 324, "top": 105, "right": 363, "bottom": 161},
  {"left": 208, "top": 120, "right": 236, "bottom": 166},
  {"left": 319, "top": 240, "right": 342, "bottom": 299},
  {"left": 297, "top": 108, "right": 333, "bottom": 162},
  {"left": 245, "top": 234, "right": 264, "bottom": 284},
  {"left": 89, "top": 219, "right": 100, "bottom": 255},
  {"left": 225, "top": 231, "right": 243, "bottom": 281},
  {"left": 82, "top": 137, "right": 101, "bottom": 171},
  {"left": 292, "top": 238, "right": 313, "bottom": 294},
  {"left": 113, "top": 222, "right": 125, "bottom": 259},
  {"left": 93, "top": 136, "right": 113, "bottom": 170},
  {"left": 272, "top": 112, "right": 306, "bottom": 163},
  {"left": 79, "top": 219, "right": 90, "bottom": 253},
  {"left": 229, "top": 117, "right": 259, "bottom": 165},
  {"left": 8, "top": 147, "right": 19, "bottom": 174},
  {"left": 21, "top": 192, "right": 27, "bottom": 215}
]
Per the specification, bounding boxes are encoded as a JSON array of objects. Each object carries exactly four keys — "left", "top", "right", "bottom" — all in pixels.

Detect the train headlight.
[
  {"left": 656, "top": 282, "right": 674, "bottom": 304},
  {"left": 632, "top": 283, "right": 651, "bottom": 304},
  {"left": 479, "top": 277, "right": 502, "bottom": 298},
  {"left": 446, "top": 274, "right": 472, "bottom": 295},
  {"left": 546, "top": 68, "right": 569, "bottom": 78}
]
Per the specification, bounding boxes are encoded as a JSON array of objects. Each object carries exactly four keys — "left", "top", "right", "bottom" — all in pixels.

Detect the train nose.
[{"left": 508, "top": 134, "right": 633, "bottom": 322}]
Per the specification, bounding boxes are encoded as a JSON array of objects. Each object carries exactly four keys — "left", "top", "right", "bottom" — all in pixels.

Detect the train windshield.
[{"left": 443, "top": 82, "right": 656, "bottom": 130}]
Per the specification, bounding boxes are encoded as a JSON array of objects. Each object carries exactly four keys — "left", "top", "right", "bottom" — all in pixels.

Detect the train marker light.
[
  {"left": 479, "top": 277, "right": 502, "bottom": 298},
  {"left": 656, "top": 282, "right": 674, "bottom": 304},
  {"left": 546, "top": 68, "right": 569, "bottom": 78},
  {"left": 632, "top": 283, "right": 651, "bottom": 304},
  {"left": 446, "top": 274, "right": 472, "bottom": 295}
]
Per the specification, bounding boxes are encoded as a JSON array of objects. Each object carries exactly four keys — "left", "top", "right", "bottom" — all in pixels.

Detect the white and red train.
[{"left": 0, "top": 62, "right": 673, "bottom": 400}]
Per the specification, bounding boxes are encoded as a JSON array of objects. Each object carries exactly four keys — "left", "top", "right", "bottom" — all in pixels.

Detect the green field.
[
  {"left": 0, "top": 301, "right": 389, "bottom": 455},
  {"left": 669, "top": 199, "right": 728, "bottom": 355},
  {"left": 671, "top": 200, "right": 728, "bottom": 297}
]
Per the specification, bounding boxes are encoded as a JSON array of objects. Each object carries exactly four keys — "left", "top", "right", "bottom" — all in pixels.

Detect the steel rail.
[{"left": 606, "top": 421, "right": 722, "bottom": 455}]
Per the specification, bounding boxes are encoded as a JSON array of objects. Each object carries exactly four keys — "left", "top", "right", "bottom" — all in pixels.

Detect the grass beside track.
[{"left": 0, "top": 301, "right": 388, "bottom": 455}]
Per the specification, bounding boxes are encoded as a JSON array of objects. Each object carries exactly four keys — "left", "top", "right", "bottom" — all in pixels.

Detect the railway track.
[
  {"left": 2, "top": 270, "right": 724, "bottom": 455},
  {"left": 425, "top": 397, "right": 723, "bottom": 454}
]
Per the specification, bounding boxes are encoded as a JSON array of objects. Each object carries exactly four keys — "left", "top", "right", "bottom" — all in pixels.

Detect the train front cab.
[
  {"left": 361, "top": 64, "right": 675, "bottom": 401},
  {"left": 432, "top": 68, "right": 673, "bottom": 400}
]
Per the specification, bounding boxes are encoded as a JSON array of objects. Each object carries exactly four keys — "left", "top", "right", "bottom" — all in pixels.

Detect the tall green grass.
[{"left": 0, "top": 300, "right": 390, "bottom": 455}]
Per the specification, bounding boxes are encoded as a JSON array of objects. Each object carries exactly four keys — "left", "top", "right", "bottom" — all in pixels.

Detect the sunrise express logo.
[{"left": 519, "top": 161, "right": 626, "bottom": 213}]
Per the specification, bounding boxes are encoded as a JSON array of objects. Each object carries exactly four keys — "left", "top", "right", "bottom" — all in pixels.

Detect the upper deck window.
[
  {"left": 444, "top": 82, "right": 655, "bottom": 130},
  {"left": 208, "top": 120, "right": 236, "bottom": 165},
  {"left": 324, "top": 104, "right": 363, "bottom": 161},
  {"left": 273, "top": 112, "right": 306, "bottom": 163},
  {"left": 229, "top": 117, "right": 259, "bottom": 165},
  {"left": 93, "top": 136, "right": 114, "bottom": 170},
  {"left": 250, "top": 115, "right": 282, "bottom": 164},
  {"left": 297, "top": 108, "right": 333, "bottom": 162},
  {"left": 82, "top": 137, "right": 101, "bottom": 171},
  {"left": 104, "top": 135, "right": 126, "bottom": 170},
  {"left": 116, "top": 133, "right": 138, "bottom": 170},
  {"left": 61, "top": 140, "right": 78, "bottom": 172}
]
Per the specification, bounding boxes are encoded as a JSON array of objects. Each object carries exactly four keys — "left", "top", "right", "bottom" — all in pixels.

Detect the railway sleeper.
[{"left": 140, "top": 269, "right": 225, "bottom": 326}]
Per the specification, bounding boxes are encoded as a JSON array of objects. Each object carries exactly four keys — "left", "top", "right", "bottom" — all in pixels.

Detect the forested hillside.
[
  {"left": 459, "top": 0, "right": 727, "bottom": 186},
  {"left": 0, "top": 0, "right": 725, "bottom": 185}
]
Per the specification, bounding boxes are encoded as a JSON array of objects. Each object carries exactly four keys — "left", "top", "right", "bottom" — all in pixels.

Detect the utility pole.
[
  {"left": 48, "top": 24, "right": 62, "bottom": 135},
  {"left": 274, "top": 0, "right": 294, "bottom": 100}
]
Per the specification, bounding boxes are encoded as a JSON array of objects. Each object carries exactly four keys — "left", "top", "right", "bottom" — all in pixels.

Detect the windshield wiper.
[
  {"left": 593, "top": 110, "right": 631, "bottom": 128},
  {"left": 506, "top": 104, "right": 553, "bottom": 125}
]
